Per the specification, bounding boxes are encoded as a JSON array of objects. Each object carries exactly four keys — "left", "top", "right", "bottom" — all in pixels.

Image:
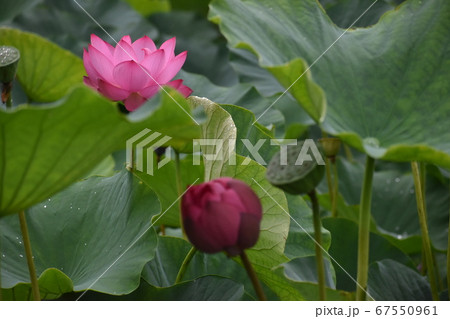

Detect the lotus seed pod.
[
  {"left": 0, "top": 46, "right": 20, "bottom": 83},
  {"left": 266, "top": 141, "right": 325, "bottom": 195},
  {"left": 318, "top": 137, "right": 341, "bottom": 160}
]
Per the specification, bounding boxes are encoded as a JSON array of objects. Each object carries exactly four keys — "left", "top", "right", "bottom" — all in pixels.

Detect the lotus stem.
[
  {"left": 447, "top": 185, "right": 450, "bottom": 300},
  {"left": 433, "top": 250, "right": 443, "bottom": 292},
  {"left": 0, "top": 237, "right": 2, "bottom": 301},
  {"left": 325, "top": 157, "right": 334, "bottom": 214},
  {"left": 5, "top": 92, "right": 12, "bottom": 108},
  {"left": 175, "top": 246, "right": 197, "bottom": 284},
  {"left": 331, "top": 158, "right": 339, "bottom": 218},
  {"left": 18, "top": 211, "right": 40, "bottom": 301},
  {"left": 411, "top": 162, "right": 439, "bottom": 301},
  {"left": 356, "top": 156, "right": 375, "bottom": 301},
  {"left": 240, "top": 251, "right": 267, "bottom": 301},
  {"left": 308, "top": 189, "right": 326, "bottom": 300}
]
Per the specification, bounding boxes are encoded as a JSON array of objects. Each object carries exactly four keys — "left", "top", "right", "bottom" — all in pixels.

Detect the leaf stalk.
[
  {"left": 411, "top": 162, "right": 439, "bottom": 301},
  {"left": 18, "top": 210, "right": 40, "bottom": 301},
  {"left": 356, "top": 156, "right": 375, "bottom": 301}
]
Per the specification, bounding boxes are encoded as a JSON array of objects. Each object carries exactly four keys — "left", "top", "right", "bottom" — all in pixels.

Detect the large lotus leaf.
[
  {"left": 6, "top": 0, "right": 158, "bottom": 56},
  {"left": 229, "top": 48, "right": 285, "bottom": 97},
  {"left": 85, "top": 155, "right": 116, "bottom": 178},
  {"left": 141, "top": 235, "right": 276, "bottom": 300},
  {"left": 178, "top": 70, "right": 288, "bottom": 129},
  {"left": 133, "top": 155, "right": 204, "bottom": 227},
  {"left": 126, "top": 276, "right": 245, "bottom": 301},
  {"left": 272, "top": 258, "right": 353, "bottom": 301},
  {"left": 0, "top": 87, "right": 200, "bottom": 215},
  {"left": 81, "top": 275, "right": 245, "bottom": 301},
  {"left": 1, "top": 269, "right": 73, "bottom": 301},
  {"left": 319, "top": 0, "right": 400, "bottom": 28},
  {"left": 368, "top": 259, "right": 432, "bottom": 301},
  {"left": 337, "top": 158, "right": 449, "bottom": 251},
  {"left": 142, "top": 236, "right": 193, "bottom": 288},
  {"left": 322, "top": 217, "right": 414, "bottom": 293},
  {"left": 179, "top": 69, "right": 313, "bottom": 140},
  {"left": 0, "top": 27, "right": 84, "bottom": 102},
  {"left": 142, "top": 235, "right": 340, "bottom": 300},
  {"left": 266, "top": 59, "right": 326, "bottom": 123},
  {"left": 282, "top": 256, "right": 336, "bottom": 289},
  {"left": 0, "top": 170, "right": 159, "bottom": 298},
  {"left": 209, "top": 0, "right": 450, "bottom": 168},
  {"left": 0, "top": 86, "right": 200, "bottom": 216},
  {"left": 228, "top": 1, "right": 402, "bottom": 94}
]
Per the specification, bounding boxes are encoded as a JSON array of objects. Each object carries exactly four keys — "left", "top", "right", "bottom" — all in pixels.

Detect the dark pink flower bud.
[
  {"left": 83, "top": 34, "right": 192, "bottom": 111},
  {"left": 181, "top": 177, "right": 262, "bottom": 256}
]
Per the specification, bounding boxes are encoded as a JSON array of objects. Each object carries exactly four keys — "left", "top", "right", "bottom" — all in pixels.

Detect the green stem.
[
  {"left": 0, "top": 233, "right": 2, "bottom": 301},
  {"left": 432, "top": 250, "right": 443, "bottom": 292},
  {"left": 419, "top": 162, "right": 426, "bottom": 197},
  {"left": 308, "top": 189, "right": 326, "bottom": 300},
  {"left": 411, "top": 161, "right": 439, "bottom": 301},
  {"left": 331, "top": 159, "right": 339, "bottom": 218},
  {"left": 18, "top": 211, "right": 40, "bottom": 301},
  {"left": 356, "top": 156, "right": 375, "bottom": 301},
  {"left": 175, "top": 247, "right": 197, "bottom": 284},
  {"left": 174, "top": 150, "right": 186, "bottom": 237},
  {"left": 6, "top": 93, "right": 12, "bottom": 108},
  {"left": 447, "top": 184, "right": 450, "bottom": 300},
  {"left": 325, "top": 157, "right": 334, "bottom": 214},
  {"left": 240, "top": 251, "right": 267, "bottom": 301},
  {"left": 420, "top": 240, "right": 427, "bottom": 275}
]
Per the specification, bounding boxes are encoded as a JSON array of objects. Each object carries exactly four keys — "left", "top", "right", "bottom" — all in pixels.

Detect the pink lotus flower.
[
  {"left": 83, "top": 34, "right": 192, "bottom": 111},
  {"left": 181, "top": 177, "right": 262, "bottom": 256}
]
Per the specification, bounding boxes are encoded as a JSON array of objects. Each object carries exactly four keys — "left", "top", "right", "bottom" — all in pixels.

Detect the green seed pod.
[
  {"left": 266, "top": 141, "right": 325, "bottom": 195},
  {"left": 0, "top": 46, "right": 20, "bottom": 83},
  {"left": 318, "top": 137, "right": 341, "bottom": 160}
]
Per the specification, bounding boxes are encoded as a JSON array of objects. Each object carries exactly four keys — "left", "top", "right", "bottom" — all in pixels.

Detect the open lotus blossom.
[
  {"left": 83, "top": 34, "right": 192, "bottom": 111},
  {"left": 181, "top": 177, "right": 263, "bottom": 256}
]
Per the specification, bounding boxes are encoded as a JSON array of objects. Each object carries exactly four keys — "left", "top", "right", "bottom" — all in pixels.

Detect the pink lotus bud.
[
  {"left": 181, "top": 177, "right": 262, "bottom": 256},
  {"left": 83, "top": 34, "right": 192, "bottom": 111}
]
